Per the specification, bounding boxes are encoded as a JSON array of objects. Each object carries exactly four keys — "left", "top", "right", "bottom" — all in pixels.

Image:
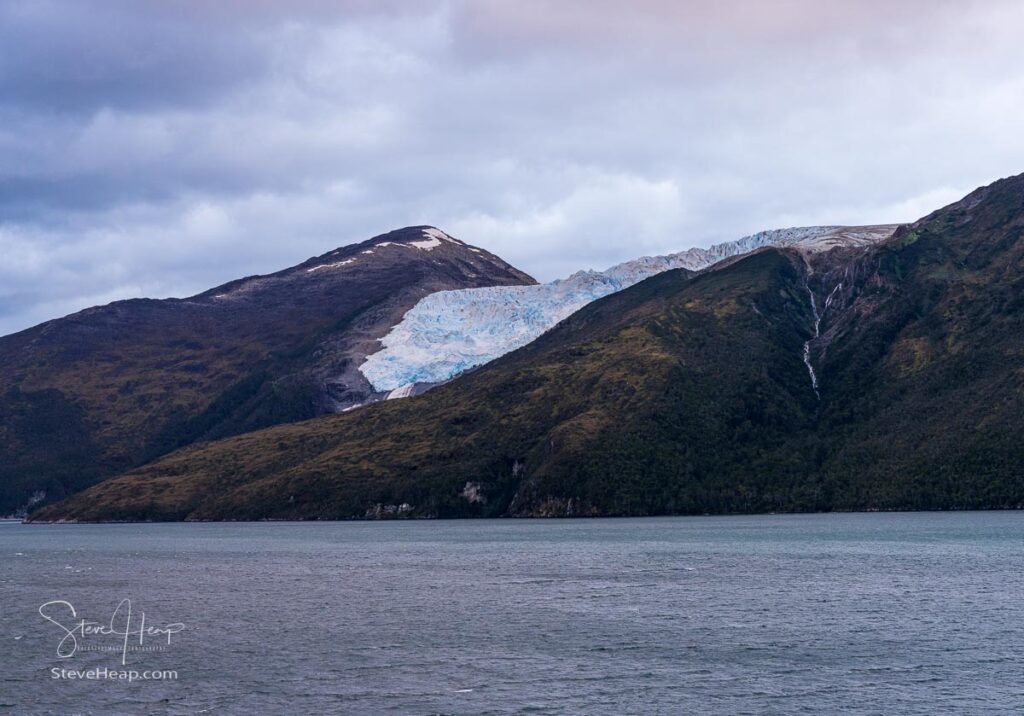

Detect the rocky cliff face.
[{"left": 0, "top": 226, "right": 535, "bottom": 515}]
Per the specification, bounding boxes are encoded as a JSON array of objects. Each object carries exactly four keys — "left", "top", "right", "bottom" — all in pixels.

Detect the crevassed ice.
[{"left": 359, "top": 225, "right": 896, "bottom": 391}]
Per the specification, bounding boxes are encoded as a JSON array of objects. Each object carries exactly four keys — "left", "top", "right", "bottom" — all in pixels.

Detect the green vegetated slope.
[
  {"left": 34, "top": 173, "right": 1024, "bottom": 521},
  {"left": 812, "top": 174, "right": 1024, "bottom": 509},
  {"left": 34, "top": 249, "right": 823, "bottom": 521}
]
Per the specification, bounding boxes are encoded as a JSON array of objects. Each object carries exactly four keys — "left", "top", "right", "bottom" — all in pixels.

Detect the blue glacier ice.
[{"left": 359, "top": 225, "right": 897, "bottom": 392}]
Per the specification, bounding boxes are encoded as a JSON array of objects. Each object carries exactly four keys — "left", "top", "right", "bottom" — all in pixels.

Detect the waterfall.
[{"left": 802, "top": 283, "right": 821, "bottom": 399}]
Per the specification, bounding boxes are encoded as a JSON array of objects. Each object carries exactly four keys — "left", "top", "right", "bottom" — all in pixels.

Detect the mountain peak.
[
  {"left": 292, "top": 226, "right": 530, "bottom": 283},
  {"left": 0, "top": 224, "right": 537, "bottom": 516},
  {"left": 372, "top": 225, "right": 464, "bottom": 249},
  {"left": 909, "top": 171, "right": 1024, "bottom": 234}
]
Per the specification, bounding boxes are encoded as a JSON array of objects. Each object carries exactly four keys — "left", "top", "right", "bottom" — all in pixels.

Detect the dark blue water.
[{"left": 2, "top": 513, "right": 1023, "bottom": 715}]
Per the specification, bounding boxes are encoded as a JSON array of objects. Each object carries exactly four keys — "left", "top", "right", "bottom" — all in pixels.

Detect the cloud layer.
[{"left": 3, "top": 0, "right": 1024, "bottom": 334}]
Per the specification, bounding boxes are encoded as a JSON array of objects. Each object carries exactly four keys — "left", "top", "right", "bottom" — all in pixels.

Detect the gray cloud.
[
  {"left": 2, "top": 0, "right": 1024, "bottom": 335},
  {"left": 0, "top": 2, "right": 263, "bottom": 113}
]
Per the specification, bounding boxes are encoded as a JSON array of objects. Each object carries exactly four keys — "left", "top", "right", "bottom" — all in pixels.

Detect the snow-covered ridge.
[{"left": 359, "top": 225, "right": 897, "bottom": 392}]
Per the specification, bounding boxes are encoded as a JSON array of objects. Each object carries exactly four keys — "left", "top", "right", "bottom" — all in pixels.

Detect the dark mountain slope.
[
  {"left": 32, "top": 172, "right": 1024, "bottom": 522},
  {"left": 807, "top": 174, "right": 1024, "bottom": 508},
  {"left": 0, "top": 227, "right": 535, "bottom": 515},
  {"left": 34, "top": 249, "right": 826, "bottom": 521}
]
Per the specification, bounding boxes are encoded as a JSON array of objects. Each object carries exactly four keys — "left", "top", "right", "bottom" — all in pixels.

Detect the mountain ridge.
[
  {"left": 0, "top": 226, "right": 535, "bottom": 516},
  {"left": 33, "top": 173, "right": 1024, "bottom": 522}
]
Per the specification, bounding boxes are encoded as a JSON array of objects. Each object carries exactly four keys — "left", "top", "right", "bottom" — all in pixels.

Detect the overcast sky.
[{"left": 2, "top": 0, "right": 1024, "bottom": 335}]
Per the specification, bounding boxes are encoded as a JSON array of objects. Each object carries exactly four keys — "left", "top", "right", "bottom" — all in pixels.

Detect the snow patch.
[
  {"left": 385, "top": 383, "right": 416, "bottom": 400},
  {"left": 423, "top": 227, "right": 454, "bottom": 242},
  {"left": 409, "top": 237, "right": 442, "bottom": 250},
  {"left": 307, "top": 258, "right": 356, "bottom": 273},
  {"left": 408, "top": 227, "right": 459, "bottom": 251}
]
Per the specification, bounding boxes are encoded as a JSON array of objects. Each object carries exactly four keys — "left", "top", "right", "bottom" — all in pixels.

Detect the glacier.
[{"left": 359, "top": 225, "right": 897, "bottom": 392}]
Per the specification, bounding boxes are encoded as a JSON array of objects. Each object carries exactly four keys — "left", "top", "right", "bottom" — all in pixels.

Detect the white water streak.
[
  {"left": 802, "top": 283, "right": 821, "bottom": 399},
  {"left": 802, "top": 281, "right": 844, "bottom": 400}
]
